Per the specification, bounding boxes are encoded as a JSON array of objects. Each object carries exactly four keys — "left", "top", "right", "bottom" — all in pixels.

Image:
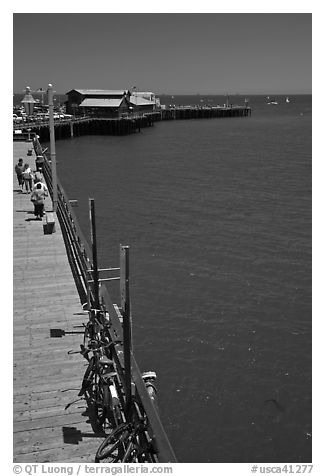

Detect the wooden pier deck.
[{"left": 13, "top": 141, "right": 103, "bottom": 462}]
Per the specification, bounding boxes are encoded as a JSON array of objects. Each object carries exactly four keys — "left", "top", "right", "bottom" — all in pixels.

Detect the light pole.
[
  {"left": 132, "top": 86, "right": 137, "bottom": 114},
  {"left": 21, "top": 86, "right": 37, "bottom": 116},
  {"left": 47, "top": 83, "right": 58, "bottom": 213},
  {"left": 21, "top": 87, "right": 37, "bottom": 142},
  {"left": 21, "top": 87, "right": 36, "bottom": 132}
]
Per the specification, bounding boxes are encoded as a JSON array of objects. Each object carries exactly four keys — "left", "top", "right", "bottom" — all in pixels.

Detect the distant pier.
[
  {"left": 14, "top": 105, "right": 251, "bottom": 141},
  {"left": 161, "top": 105, "right": 251, "bottom": 120}
]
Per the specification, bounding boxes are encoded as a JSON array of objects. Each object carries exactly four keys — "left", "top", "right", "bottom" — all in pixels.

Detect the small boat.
[
  {"left": 286, "top": 96, "right": 290, "bottom": 103},
  {"left": 266, "top": 96, "right": 278, "bottom": 105}
]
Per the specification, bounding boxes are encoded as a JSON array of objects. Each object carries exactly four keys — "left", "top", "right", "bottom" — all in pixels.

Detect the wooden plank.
[
  {"left": 14, "top": 402, "right": 85, "bottom": 423},
  {"left": 14, "top": 431, "right": 103, "bottom": 457},
  {"left": 13, "top": 389, "right": 81, "bottom": 405},
  {"left": 14, "top": 412, "right": 90, "bottom": 433},
  {"left": 14, "top": 394, "right": 84, "bottom": 413}
]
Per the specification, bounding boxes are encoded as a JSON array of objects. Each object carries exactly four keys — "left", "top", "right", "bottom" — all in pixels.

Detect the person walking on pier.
[
  {"left": 32, "top": 171, "right": 48, "bottom": 195},
  {"left": 33, "top": 170, "right": 48, "bottom": 191},
  {"left": 22, "top": 163, "right": 33, "bottom": 193},
  {"left": 14, "top": 158, "right": 24, "bottom": 191},
  {"left": 30, "top": 182, "right": 48, "bottom": 219},
  {"left": 33, "top": 170, "right": 43, "bottom": 185}
]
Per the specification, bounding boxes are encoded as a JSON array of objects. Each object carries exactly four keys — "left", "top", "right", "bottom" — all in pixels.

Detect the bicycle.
[
  {"left": 83, "top": 308, "right": 109, "bottom": 348},
  {"left": 95, "top": 419, "right": 156, "bottom": 463},
  {"left": 78, "top": 341, "right": 123, "bottom": 431}
]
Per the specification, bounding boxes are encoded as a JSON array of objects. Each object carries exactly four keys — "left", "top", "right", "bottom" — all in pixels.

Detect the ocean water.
[{"left": 52, "top": 95, "right": 312, "bottom": 463}]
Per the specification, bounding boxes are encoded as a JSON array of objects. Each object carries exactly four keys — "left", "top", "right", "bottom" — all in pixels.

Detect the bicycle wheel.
[
  {"left": 94, "top": 379, "right": 112, "bottom": 430},
  {"left": 95, "top": 422, "right": 130, "bottom": 462}
]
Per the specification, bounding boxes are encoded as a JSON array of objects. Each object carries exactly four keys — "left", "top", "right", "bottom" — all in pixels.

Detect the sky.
[{"left": 12, "top": 11, "right": 312, "bottom": 96}]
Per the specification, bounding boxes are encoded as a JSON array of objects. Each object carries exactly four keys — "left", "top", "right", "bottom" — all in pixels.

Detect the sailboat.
[
  {"left": 285, "top": 96, "right": 290, "bottom": 103},
  {"left": 266, "top": 96, "right": 278, "bottom": 105}
]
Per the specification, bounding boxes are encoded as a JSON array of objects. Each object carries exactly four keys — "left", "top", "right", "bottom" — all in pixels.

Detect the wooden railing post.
[
  {"left": 120, "top": 244, "right": 132, "bottom": 418},
  {"left": 89, "top": 198, "right": 100, "bottom": 309}
]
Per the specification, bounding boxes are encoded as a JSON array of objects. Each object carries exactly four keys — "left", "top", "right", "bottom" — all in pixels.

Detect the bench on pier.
[{"left": 43, "top": 212, "right": 56, "bottom": 234}]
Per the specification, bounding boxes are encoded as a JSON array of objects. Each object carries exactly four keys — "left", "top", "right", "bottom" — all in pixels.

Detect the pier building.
[
  {"left": 77, "top": 97, "right": 130, "bottom": 118},
  {"left": 65, "top": 89, "right": 158, "bottom": 117},
  {"left": 130, "top": 91, "right": 160, "bottom": 112},
  {"left": 66, "top": 89, "right": 131, "bottom": 118},
  {"left": 129, "top": 94, "right": 157, "bottom": 114}
]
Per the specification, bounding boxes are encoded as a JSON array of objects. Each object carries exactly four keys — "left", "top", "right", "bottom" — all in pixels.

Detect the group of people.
[
  {"left": 15, "top": 159, "right": 34, "bottom": 193},
  {"left": 14, "top": 158, "right": 48, "bottom": 220}
]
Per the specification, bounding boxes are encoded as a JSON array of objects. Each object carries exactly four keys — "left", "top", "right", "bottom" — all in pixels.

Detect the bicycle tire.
[
  {"left": 93, "top": 376, "right": 110, "bottom": 429},
  {"left": 95, "top": 422, "right": 130, "bottom": 462}
]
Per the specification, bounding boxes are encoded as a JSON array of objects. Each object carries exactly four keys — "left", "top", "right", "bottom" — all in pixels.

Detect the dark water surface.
[{"left": 53, "top": 95, "right": 312, "bottom": 463}]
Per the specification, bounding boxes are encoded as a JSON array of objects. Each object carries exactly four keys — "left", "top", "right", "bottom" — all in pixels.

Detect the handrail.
[{"left": 33, "top": 137, "right": 177, "bottom": 462}]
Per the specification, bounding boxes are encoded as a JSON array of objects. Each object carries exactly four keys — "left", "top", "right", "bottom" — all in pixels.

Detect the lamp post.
[
  {"left": 132, "top": 86, "right": 137, "bottom": 114},
  {"left": 47, "top": 83, "right": 58, "bottom": 213},
  {"left": 40, "top": 88, "right": 45, "bottom": 106},
  {"left": 21, "top": 86, "right": 37, "bottom": 116}
]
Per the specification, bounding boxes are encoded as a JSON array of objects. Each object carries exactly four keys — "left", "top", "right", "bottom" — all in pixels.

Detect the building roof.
[
  {"left": 132, "top": 91, "right": 156, "bottom": 100},
  {"left": 79, "top": 98, "right": 124, "bottom": 108},
  {"left": 129, "top": 96, "right": 156, "bottom": 106},
  {"left": 67, "top": 89, "right": 129, "bottom": 96}
]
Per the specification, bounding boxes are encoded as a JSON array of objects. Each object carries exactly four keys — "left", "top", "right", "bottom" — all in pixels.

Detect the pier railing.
[{"left": 33, "top": 137, "right": 177, "bottom": 463}]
